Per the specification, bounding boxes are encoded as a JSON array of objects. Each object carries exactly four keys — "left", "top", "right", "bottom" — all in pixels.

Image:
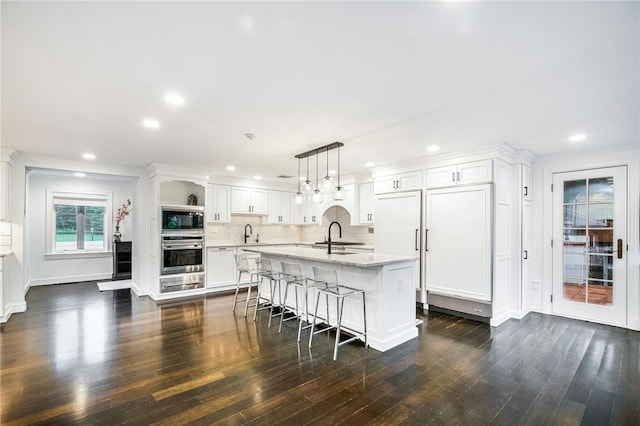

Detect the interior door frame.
[
  {"left": 551, "top": 166, "right": 627, "bottom": 326},
  {"left": 539, "top": 150, "right": 639, "bottom": 330}
]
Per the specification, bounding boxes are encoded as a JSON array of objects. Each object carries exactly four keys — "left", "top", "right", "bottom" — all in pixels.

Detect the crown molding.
[
  {"left": 13, "top": 152, "right": 144, "bottom": 178},
  {"left": 1, "top": 149, "right": 17, "bottom": 163}
]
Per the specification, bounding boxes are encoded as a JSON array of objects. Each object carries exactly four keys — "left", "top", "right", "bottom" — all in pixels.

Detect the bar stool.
[
  {"left": 231, "top": 254, "right": 260, "bottom": 317},
  {"left": 277, "top": 262, "right": 324, "bottom": 342},
  {"left": 252, "top": 259, "right": 286, "bottom": 327},
  {"left": 309, "top": 266, "right": 367, "bottom": 361}
]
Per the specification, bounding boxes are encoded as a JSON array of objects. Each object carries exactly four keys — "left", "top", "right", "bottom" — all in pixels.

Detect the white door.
[
  {"left": 425, "top": 184, "right": 492, "bottom": 302},
  {"left": 374, "top": 191, "right": 421, "bottom": 290},
  {"left": 552, "top": 167, "right": 627, "bottom": 326}
]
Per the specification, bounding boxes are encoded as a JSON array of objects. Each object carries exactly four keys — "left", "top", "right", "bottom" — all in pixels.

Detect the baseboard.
[
  {"left": 490, "top": 310, "right": 512, "bottom": 327},
  {"left": 628, "top": 317, "right": 640, "bottom": 331},
  {"left": 509, "top": 309, "right": 529, "bottom": 320},
  {"left": 0, "top": 301, "right": 27, "bottom": 323},
  {"left": 129, "top": 281, "right": 148, "bottom": 296},
  {"left": 28, "top": 273, "right": 112, "bottom": 287}
]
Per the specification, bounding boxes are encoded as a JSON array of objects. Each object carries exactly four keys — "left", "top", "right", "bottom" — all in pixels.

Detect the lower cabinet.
[{"left": 206, "top": 247, "right": 237, "bottom": 288}]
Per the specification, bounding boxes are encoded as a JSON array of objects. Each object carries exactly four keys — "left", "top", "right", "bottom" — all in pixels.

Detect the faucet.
[
  {"left": 327, "top": 221, "right": 342, "bottom": 254},
  {"left": 244, "top": 224, "right": 253, "bottom": 244}
]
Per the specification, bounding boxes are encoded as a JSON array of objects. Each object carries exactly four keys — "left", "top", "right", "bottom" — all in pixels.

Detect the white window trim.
[{"left": 46, "top": 189, "right": 113, "bottom": 256}]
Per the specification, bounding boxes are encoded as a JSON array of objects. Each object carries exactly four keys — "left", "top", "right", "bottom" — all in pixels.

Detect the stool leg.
[
  {"left": 268, "top": 278, "right": 280, "bottom": 328},
  {"left": 243, "top": 273, "right": 255, "bottom": 317},
  {"left": 253, "top": 275, "right": 263, "bottom": 322},
  {"left": 297, "top": 285, "right": 310, "bottom": 343},
  {"left": 309, "top": 290, "right": 322, "bottom": 348},
  {"left": 333, "top": 296, "right": 345, "bottom": 361},
  {"left": 232, "top": 270, "right": 243, "bottom": 312},
  {"left": 278, "top": 281, "right": 290, "bottom": 333}
]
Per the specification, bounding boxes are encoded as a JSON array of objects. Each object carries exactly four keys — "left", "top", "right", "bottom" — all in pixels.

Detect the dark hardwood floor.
[{"left": 1, "top": 282, "right": 638, "bottom": 425}]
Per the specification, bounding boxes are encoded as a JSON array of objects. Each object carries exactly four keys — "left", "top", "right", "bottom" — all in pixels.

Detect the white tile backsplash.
[{"left": 205, "top": 206, "right": 373, "bottom": 246}]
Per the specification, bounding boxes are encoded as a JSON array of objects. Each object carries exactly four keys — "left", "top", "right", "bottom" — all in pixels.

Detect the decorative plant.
[{"left": 115, "top": 199, "right": 132, "bottom": 229}]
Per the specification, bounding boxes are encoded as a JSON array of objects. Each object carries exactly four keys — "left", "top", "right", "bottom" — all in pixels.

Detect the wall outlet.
[{"left": 368, "top": 227, "right": 374, "bottom": 234}]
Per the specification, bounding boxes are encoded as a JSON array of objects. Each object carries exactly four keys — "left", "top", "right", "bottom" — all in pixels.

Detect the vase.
[{"left": 114, "top": 225, "right": 122, "bottom": 242}]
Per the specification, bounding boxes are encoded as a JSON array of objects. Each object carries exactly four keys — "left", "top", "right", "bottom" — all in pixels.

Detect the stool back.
[
  {"left": 258, "top": 258, "right": 273, "bottom": 274},
  {"left": 235, "top": 255, "right": 252, "bottom": 273},
  {"left": 281, "top": 262, "right": 302, "bottom": 279},
  {"left": 312, "top": 267, "right": 338, "bottom": 287}
]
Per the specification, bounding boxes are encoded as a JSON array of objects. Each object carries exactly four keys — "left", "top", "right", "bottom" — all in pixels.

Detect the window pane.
[
  {"left": 588, "top": 203, "right": 613, "bottom": 228},
  {"left": 564, "top": 180, "right": 586, "bottom": 203},
  {"left": 588, "top": 177, "right": 614, "bottom": 203},
  {"left": 563, "top": 204, "right": 586, "bottom": 227},
  {"left": 55, "top": 205, "right": 78, "bottom": 251},
  {"left": 83, "top": 206, "right": 105, "bottom": 250}
]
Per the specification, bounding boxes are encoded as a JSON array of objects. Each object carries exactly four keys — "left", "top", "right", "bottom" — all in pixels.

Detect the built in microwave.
[{"left": 161, "top": 205, "right": 204, "bottom": 232}]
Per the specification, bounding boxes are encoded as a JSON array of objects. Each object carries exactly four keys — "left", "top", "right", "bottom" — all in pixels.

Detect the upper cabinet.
[
  {"left": 300, "top": 194, "right": 321, "bottom": 225},
  {"left": 0, "top": 161, "right": 11, "bottom": 221},
  {"left": 267, "top": 191, "right": 292, "bottom": 224},
  {"left": 206, "top": 184, "right": 230, "bottom": 223},
  {"left": 374, "top": 170, "right": 422, "bottom": 194},
  {"left": 358, "top": 182, "right": 374, "bottom": 224},
  {"left": 231, "top": 187, "right": 268, "bottom": 215},
  {"left": 426, "top": 160, "right": 492, "bottom": 189}
]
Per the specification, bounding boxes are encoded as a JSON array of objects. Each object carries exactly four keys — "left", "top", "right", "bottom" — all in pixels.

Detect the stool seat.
[
  {"left": 309, "top": 266, "right": 368, "bottom": 360},
  {"left": 232, "top": 254, "right": 261, "bottom": 317}
]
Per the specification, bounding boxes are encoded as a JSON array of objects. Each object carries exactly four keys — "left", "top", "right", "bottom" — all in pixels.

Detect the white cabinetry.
[
  {"left": 426, "top": 160, "right": 492, "bottom": 189},
  {"left": 0, "top": 161, "right": 11, "bottom": 221},
  {"left": 374, "top": 171, "right": 422, "bottom": 194},
  {"left": 231, "top": 187, "right": 268, "bottom": 215},
  {"left": 206, "top": 247, "right": 237, "bottom": 289},
  {"left": 358, "top": 182, "right": 374, "bottom": 224},
  {"left": 425, "top": 184, "right": 493, "bottom": 302},
  {"left": 206, "top": 184, "right": 230, "bottom": 223},
  {"left": 300, "top": 194, "right": 321, "bottom": 225},
  {"left": 521, "top": 165, "right": 533, "bottom": 310},
  {"left": 267, "top": 191, "right": 291, "bottom": 224}
]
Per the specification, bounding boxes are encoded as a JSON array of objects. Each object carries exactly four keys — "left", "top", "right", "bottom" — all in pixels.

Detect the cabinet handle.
[
  {"left": 617, "top": 239, "right": 623, "bottom": 259},
  {"left": 524, "top": 186, "right": 528, "bottom": 196},
  {"left": 425, "top": 229, "right": 429, "bottom": 251},
  {"left": 456, "top": 171, "right": 460, "bottom": 182},
  {"left": 415, "top": 229, "right": 419, "bottom": 251},
  {"left": 524, "top": 250, "right": 528, "bottom": 260}
]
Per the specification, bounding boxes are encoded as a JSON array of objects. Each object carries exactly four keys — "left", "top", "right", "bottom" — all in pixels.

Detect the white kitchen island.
[{"left": 242, "top": 246, "right": 419, "bottom": 352}]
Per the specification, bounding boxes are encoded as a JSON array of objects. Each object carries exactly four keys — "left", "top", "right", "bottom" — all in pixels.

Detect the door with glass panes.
[{"left": 552, "top": 167, "right": 627, "bottom": 326}]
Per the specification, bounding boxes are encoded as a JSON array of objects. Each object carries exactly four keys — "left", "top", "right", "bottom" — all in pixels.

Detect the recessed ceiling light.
[
  {"left": 254, "top": 175, "right": 262, "bottom": 180},
  {"left": 427, "top": 145, "right": 440, "bottom": 152},
  {"left": 142, "top": 119, "right": 160, "bottom": 129},
  {"left": 82, "top": 153, "right": 96, "bottom": 160},
  {"left": 74, "top": 172, "right": 86, "bottom": 178},
  {"left": 226, "top": 166, "right": 236, "bottom": 171},
  {"left": 365, "top": 162, "right": 375, "bottom": 168},
  {"left": 568, "top": 134, "right": 587, "bottom": 142},
  {"left": 164, "top": 93, "right": 184, "bottom": 106}
]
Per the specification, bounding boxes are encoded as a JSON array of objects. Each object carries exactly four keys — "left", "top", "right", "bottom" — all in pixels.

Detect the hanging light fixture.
[
  {"left": 333, "top": 145, "right": 345, "bottom": 200},
  {"left": 303, "top": 156, "right": 313, "bottom": 193},
  {"left": 312, "top": 153, "right": 323, "bottom": 203},
  {"left": 295, "top": 157, "right": 304, "bottom": 205},
  {"left": 294, "top": 142, "right": 344, "bottom": 202},
  {"left": 322, "top": 148, "right": 334, "bottom": 192}
]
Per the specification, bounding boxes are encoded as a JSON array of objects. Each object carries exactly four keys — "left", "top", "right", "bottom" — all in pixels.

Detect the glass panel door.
[{"left": 552, "top": 167, "right": 627, "bottom": 326}]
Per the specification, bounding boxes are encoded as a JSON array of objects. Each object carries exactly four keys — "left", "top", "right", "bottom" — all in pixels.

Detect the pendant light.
[
  {"left": 312, "top": 153, "right": 323, "bottom": 203},
  {"left": 333, "top": 145, "right": 344, "bottom": 200},
  {"left": 295, "top": 157, "right": 304, "bottom": 205},
  {"left": 322, "top": 148, "right": 334, "bottom": 192},
  {"left": 303, "top": 156, "right": 313, "bottom": 193}
]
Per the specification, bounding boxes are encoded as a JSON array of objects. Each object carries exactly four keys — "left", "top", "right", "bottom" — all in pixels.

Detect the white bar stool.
[
  {"left": 231, "top": 254, "right": 260, "bottom": 317},
  {"left": 252, "top": 258, "right": 286, "bottom": 327},
  {"left": 309, "top": 266, "right": 368, "bottom": 361}
]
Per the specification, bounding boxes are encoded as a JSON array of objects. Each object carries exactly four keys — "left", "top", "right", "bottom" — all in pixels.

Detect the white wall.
[{"left": 26, "top": 171, "right": 136, "bottom": 286}]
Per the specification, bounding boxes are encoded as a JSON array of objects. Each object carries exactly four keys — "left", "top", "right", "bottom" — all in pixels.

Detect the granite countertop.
[
  {"left": 241, "top": 246, "right": 417, "bottom": 267},
  {"left": 207, "top": 241, "right": 302, "bottom": 248}
]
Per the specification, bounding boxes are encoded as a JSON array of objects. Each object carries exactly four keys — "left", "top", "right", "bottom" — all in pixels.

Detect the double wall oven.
[{"left": 159, "top": 205, "right": 206, "bottom": 293}]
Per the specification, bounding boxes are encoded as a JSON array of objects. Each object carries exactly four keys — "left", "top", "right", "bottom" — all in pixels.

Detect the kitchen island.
[{"left": 242, "top": 246, "right": 419, "bottom": 352}]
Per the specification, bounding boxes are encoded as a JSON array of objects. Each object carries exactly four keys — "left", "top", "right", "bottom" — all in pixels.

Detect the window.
[{"left": 49, "top": 191, "right": 111, "bottom": 253}]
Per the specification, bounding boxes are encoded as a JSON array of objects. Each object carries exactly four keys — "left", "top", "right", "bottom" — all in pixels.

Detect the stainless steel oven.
[
  {"left": 161, "top": 205, "right": 204, "bottom": 233},
  {"left": 161, "top": 235, "right": 205, "bottom": 275}
]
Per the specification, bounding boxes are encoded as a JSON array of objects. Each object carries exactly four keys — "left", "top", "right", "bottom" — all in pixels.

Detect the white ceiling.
[{"left": 2, "top": 1, "right": 639, "bottom": 182}]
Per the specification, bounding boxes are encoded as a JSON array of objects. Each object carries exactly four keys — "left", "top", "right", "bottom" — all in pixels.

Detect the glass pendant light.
[
  {"left": 312, "top": 154, "right": 323, "bottom": 203},
  {"left": 333, "top": 145, "right": 345, "bottom": 200},
  {"left": 322, "top": 148, "right": 334, "bottom": 192},
  {"left": 295, "top": 157, "right": 304, "bottom": 205},
  {"left": 303, "top": 155, "right": 313, "bottom": 193}
]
